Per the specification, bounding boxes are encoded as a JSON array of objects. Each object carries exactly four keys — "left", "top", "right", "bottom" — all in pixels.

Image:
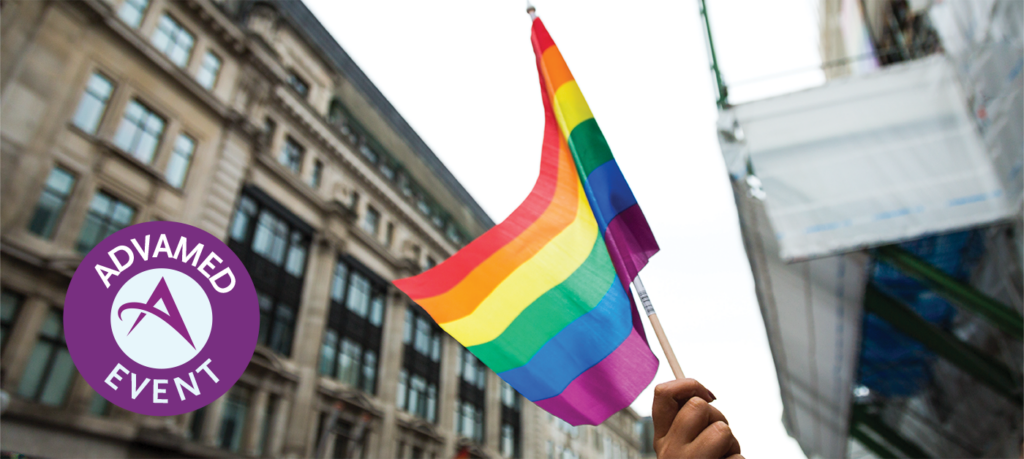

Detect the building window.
[
  {"left": 28, "top": 167, "right": 76, "bottom": 239},
  {"left": 228, "top": 191, "right": 310, "bottom": 356},
  {"left": 89, "top": 393, "right": 112, "bottom": 416},
  {"left": 358, "top": 143, "right": 378, "bottom": 164},
  {"left": 385, "top": 223, "right": 395, "bottom": 248},
  {"left": 72, "top": 73, "right": 114, "bottom": 134},
  {"left": 77, "top": 191, "right": 135, "bottom": 254},
  {"left": 1, "top": 290, "right": 24, "bottom": 351},
  {"left": 500, "top": 380, "right": 521, "bottom": 458},
  {"left": 151, "top": 14, "right": 194, "bottom": 67},
  {"left": 117, "top": 0, "right": 149, "bottom": 28},
  {"left": 17, "top": 309, "right": 76, "bottom": 406},
  {"left": 287, "top": 72, "right": 309, "bottom": 97},
  {"left": 379, "top": 161, "right": 395, "bottom": 181},
  {"left": 196, "top": 51, "right": 221, "bottom": 90},
  {"left": 361, "top": 206, "right": 380, "bottom": 236},
  {"left": 188, "top": 406, "right": 207, "bottom": 440},
  {"left": 457, "top": 347, "right": 486, "bottom": 442},
  {"left": 113, "top": 100, "right": 165, "bottom": 164},
  {"left": 218, "top": 386, "right": 250, "bottom": 452},
  {"left": 165, "top": 134, "right": 195, "bottom": 188},
  {"left": 318, "top": 258, "right": 385, "bottom": 394},
  {"left": 400, "top": 305, "right": 442, "bottom": 423},
  {"left": 310, "top": 159, "right": 323, "bottom": 189},
  {"left": 278, "top": 137, "right": 303, "bottom": 173}
]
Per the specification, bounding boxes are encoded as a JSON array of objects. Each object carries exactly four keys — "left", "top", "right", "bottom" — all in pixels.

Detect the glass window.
[
  {"left": 396, "top": 370, "right": 407, "bottom": 411},
  {"left": 268, "top": 303, "right": 294, "bottom": 355},
  {"left": 17, "top": 309, "right": 76, "bottom": 406},
  {"left": 426, "top": 383, "right": 437, "bottom": 422},
  {"left": 358, "top": 144, "right": 378, "bottom": 164},
  {"left": 403, "top": 308, "right": 413, "bottom": 345},
  {"left": 252, "top": 210, "right": 288, "bottom": 265},
  {"left": 409, "top": 374, "right": 426, "bottom": 418},
  {"left": 88, "top": 393, "right": 112, "bottom": 416},
  {"left": 1, "top": 290, "right": 24, "bottom": 351},
  {"left": 287, "top": 72, "right": 309, "bottom": 97},
  {"left": 195, "top": 51, "right": 221, "bottom": 90},
  {"left": 151, "top": 14, "right": 194, "bottom": 67},
  {"left": 501, "top": 380, "right": 520, "bottom": 410},
  {"left": 117, "top": 0, "right": 149, "bottom": 28},
  {"left": 346, "top": 272, "right": 370, "bottom": 318},
  {"left": 414, "top": 316, "right": 431, "bottom": 355},
  {"left": 318, "top": 329, "right": 338, "bottom": 376},
  {"left": 164, "top": 134, "right": 195, "bottom": 188},
  {"left": 256, "top": 291, "right": 273, "bottom": 346},
  {"left": 113, "top": 100, "right": 165, "bottom": 164},
  {"left": 278, "top": 137, "right": 303, "bottom": 173},
  {"left": 361, "top": 206, "right": 380, "bottom": 236},
  {"left": 430, "top": 335, "right": 441, "bottom": 362},
  {"left": 369, "top": 295, "right": 384, "bottom": 327},
  {"left": 385, "top": 223, "right": 395, "bottom": 248},
  {"left": 28, "top": 167, "right": 76, "bottom": 239},
  {"left": 77, "top": 191, "right": 135, "bottom": 254},
  {"left": 501, "top": 424, "right": 515, "bottom": 458},
  {"left": 330, "top": 261, "right": 349, "bottom": 303},
  {"left": 284, "top": 231, "right": 307, "bottom": 277},
  {"left": 337, "top": 338, "right": 361, "bottom": 386},
  {"left": 72, "top": 73, "right": 114, "bottom": 134},
  {"left": 361, "top": 349, "right": 377, "bottom": 393},
  {"left": 218, "top": 386, "right": 250, "bottom": 452},
  {"left": 188, "top": 406, "right": 207, "bottom": 440},
  {"left": 229, "top": 196, "right": 257, "bottom": 243},
  {"left": 310, "top": 159, "right": 323, "bottom": 189}
]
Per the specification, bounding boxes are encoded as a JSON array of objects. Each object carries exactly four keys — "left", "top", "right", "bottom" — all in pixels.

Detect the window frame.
[
  {"left": 287, "top": 71, "right": 309, "bottom": 98},
  {"left": 71, "top": 72, "right": 115, "bottom": 134},
  {"left": 112, "top": 98, "right": 166, "bottom": 164},
  {"left": 76, "top": 190, "right": 136, "bottom": 254},
  {"left": 1, "top": 289, "right": 25, "bottom": 351},
  {"left": 164, "top": 133, "right": 196, "bottom": 188},
  {"left": 16, "top": 308, "right": 77, "bottom": 407},
  {"left": 318, "top": 256, "right": 387, "bottom": 395},
  {"left": 400, "top": 304, "right": 443, "bottom": 423},
  {"left": 457, "top": 347, "right": 487, "bottom": 442},
  {"left": 151, "top": 13, "right": 195, "bottom": 68},
  {"left": 227, "top": 189, "right": 311, "bottom": 356},
  {"left": 195, "top": 50, "right": 222, "bottom": 90},
  {"left": 117, "top": 0, "right": 149, "bottom": 29},
  {"left": 27, "top": 166, "right": 77, "bottom": 239},
  {"left": 278, "top": 137, "right": 304, "bottom": 174}
]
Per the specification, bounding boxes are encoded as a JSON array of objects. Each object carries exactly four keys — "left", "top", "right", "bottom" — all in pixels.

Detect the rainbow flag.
[{"left": 393, "top": 16, "right": 660, "bottom": 425}]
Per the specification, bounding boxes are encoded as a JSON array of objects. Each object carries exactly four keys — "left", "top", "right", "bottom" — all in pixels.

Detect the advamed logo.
[{"left": 65, "top": 221, "right": 258, "bottom": 416}]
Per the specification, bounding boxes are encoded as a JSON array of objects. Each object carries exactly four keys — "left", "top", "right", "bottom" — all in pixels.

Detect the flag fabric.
[{"left": 392, "top": 16, "right": 660, "bottom": 426}]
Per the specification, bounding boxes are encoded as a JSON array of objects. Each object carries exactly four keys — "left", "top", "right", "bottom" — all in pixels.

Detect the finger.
[
  {"left": 651, "top": 379, "right": 715, "bottom": 440},
  {"left": 670, "top": 396, "right": 729, "bottom": 443},
  {"left": 689, "top": 421, "right": 741, "bottom": 459}
]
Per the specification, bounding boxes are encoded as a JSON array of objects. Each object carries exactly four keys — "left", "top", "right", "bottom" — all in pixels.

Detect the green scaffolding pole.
[
  {"left": 849, "top": 424, "right": 901, "bottom": 459},
  {"left": 864, "top": 284, "right": 1020, "bottom": 402},
  {"left": 875, "top": 245, "right": 1024, "bottom": 340},
  {"left": 851, "top": 405, "right": 933, "bottom": 459},
  {"left": 698, "top": 0, "right": 728, "bottom": 108}
]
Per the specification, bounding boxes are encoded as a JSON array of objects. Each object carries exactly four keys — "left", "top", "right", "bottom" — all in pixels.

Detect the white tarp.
[
  {"left": 719, "top": 55, "right": 1015, "bottom": 261},
  {"left": 732, "top": 180, "right": 868, "bottom": 459}
]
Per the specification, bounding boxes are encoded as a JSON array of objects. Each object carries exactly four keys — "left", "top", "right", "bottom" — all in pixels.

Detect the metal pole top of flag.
[{"left": 526, "top": 2, "right": 537, "bottom": 19}]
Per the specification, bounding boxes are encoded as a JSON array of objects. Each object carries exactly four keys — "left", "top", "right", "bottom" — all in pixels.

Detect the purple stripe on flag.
[
  {"left": 604, "top": 204, "right": 660, "bottom": 285},
  {"left": 534, "top": 330, "right": 659, "bottom": 426}
]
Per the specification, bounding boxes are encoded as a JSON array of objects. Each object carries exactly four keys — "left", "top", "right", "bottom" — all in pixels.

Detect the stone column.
[
  {"left": 2, "top": 296, "right": 51, "bottom": 386},
  {"left": 485, "top": 372, "right": 502, "bottom": 454},
  {"left": 439, "top": 334, "right": 461, "bottom": 457},
  {"left": 374, "top": 288, "right": 407, "bottom": 459},
  {"left": 243, "top": 386, "right": 270, "bottom": 455},
  {"left": 200, "top": 395, "right": 227, "bottom": 447},
  {"left": 281, "top": 235, "right": 334, "bottom": 457},
  {"left": 266, "top": 395, "right": 291, "bottom": 457}
]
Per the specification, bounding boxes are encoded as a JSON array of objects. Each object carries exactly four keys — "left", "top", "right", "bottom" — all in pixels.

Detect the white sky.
[{"left": 305, "top": 1, "right": 824, "bottom": 457}]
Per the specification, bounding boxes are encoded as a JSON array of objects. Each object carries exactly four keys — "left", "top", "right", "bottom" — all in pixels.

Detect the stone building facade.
[{"left": 0, "top": 1, "right": 646, "bottom": 458}]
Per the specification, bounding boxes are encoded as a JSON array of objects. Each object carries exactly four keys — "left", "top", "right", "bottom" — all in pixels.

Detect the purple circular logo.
[{"left": 65, "top": 221, "right": 258, "bottom": 416}]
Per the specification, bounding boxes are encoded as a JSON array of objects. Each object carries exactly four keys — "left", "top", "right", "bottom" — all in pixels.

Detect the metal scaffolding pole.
[
  {"left": 864, "top": 284, "right": 1020, "bottom": 402},
  {"left": 698, "top": 0, "right": 728, "bottom": 108},
  {"left": 875, "top": 245, "right": 1024, "bottom": 340},
  {"left": 851, "top": 405, "right": 933, "bottom": 459}
]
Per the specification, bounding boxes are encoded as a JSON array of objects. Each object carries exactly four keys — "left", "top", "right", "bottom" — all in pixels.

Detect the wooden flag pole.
[{"left": 633, "top": 275, "right": 686, "bottom": 379}]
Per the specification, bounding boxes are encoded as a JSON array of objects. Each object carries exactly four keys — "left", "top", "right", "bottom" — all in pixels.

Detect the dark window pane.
[
  {"left": 77, "top": 192, "right": 134, "bottom": 253},
  {"left": 28, "top": 167, "right": 76, "bottom": 238}
]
